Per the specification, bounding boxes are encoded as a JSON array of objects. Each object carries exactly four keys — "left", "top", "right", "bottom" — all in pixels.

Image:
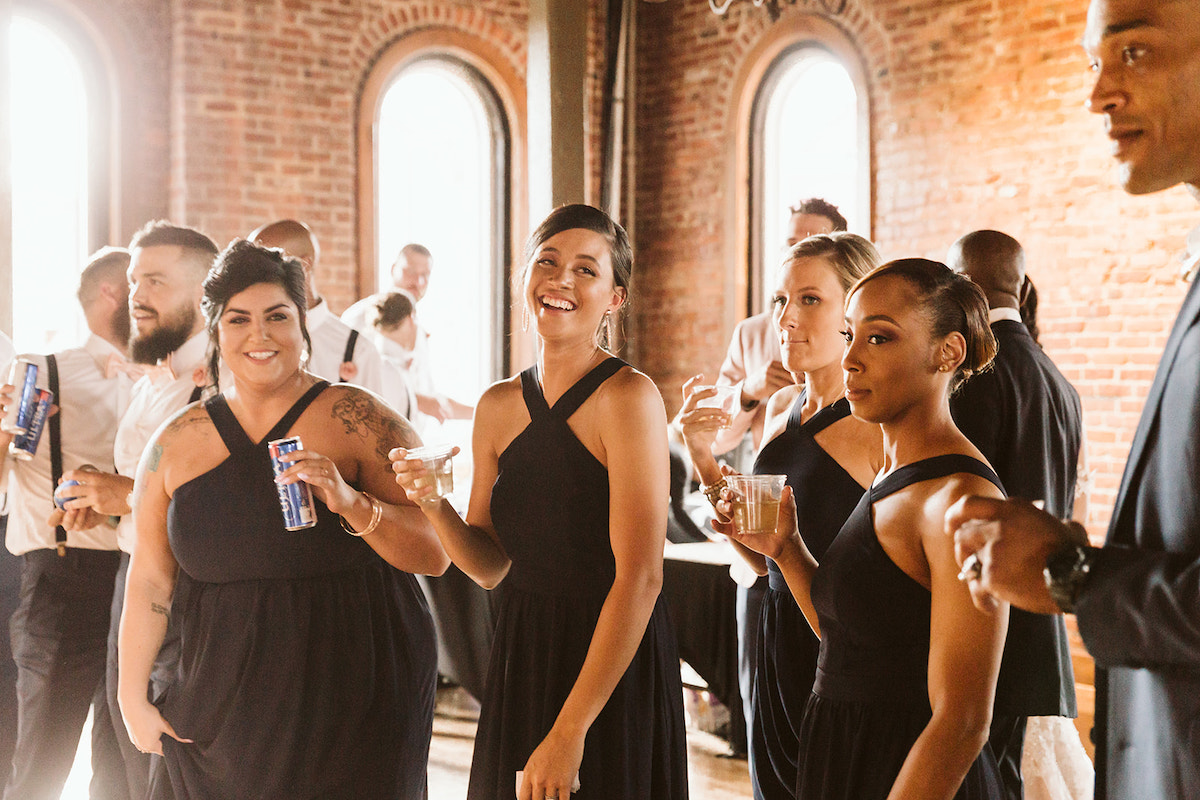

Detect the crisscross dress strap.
[
  {"left": 519, "top": 366, "right": 549, "bottom": 421},
  {"left": 800, "top": 396, "right": 852, "bottom": 437},
  {"left": 547, "top": 357, "right": 626, "bottom": 420},
  {"left": 205, "top": 381, "right": 330, "bottom": 455},
  {"left": 870, "top": 453, "right": 1005, "bottom": 503}
]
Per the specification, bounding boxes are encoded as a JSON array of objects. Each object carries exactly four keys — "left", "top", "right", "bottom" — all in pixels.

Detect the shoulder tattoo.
[
  {"left": 146, "top": 444, "right": 163, "bottom": 473},
  {"left": 331, "top": 392, "right": 420, "bottom": 461}
]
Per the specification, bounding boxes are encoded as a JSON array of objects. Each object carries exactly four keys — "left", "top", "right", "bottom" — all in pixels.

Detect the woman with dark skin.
[
  {"left": 731, "top": 259, "right": 1008, "bottom": 800},
  {"left": 119, "top": 241, "right": 448, "bottom": 799}
]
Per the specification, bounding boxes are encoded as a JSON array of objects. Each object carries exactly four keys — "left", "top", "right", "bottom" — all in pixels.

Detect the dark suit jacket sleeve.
[
  {"left": 1076, "top": 546, "right": 1200, "bottom": 669},
  {"left": 949, "top": 368, "right": 1003, "bottom": 466}
]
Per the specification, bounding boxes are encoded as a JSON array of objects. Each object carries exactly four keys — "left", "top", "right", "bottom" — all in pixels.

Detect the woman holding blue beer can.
[{"left": 118, "top": 240, "right": 448, "bottom": 799}]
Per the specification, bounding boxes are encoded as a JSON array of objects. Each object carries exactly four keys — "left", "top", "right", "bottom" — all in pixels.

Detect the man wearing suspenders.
[
  {"left": 53, "top": 222, "right": 219, "bottom": 800},
  {"left": 0, "top": 249, "right": 135, "bottom": 799},
  {"left": 249, "top": 220, "right": 386, "bottom": 394}
]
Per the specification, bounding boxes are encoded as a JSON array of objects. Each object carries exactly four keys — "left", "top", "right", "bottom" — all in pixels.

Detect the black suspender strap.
[
  {"left": 340, "top": 329, "right": 359, "bottom": 383},
  {"left": 188, "top": 384, "right": 202, "bottom": 404},
  {"left": 46, "top": 355, "right": 67, "bottom": 556}
]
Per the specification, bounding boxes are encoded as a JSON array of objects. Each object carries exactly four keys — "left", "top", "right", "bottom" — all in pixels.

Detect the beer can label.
[
  {"left": 268, "top": 436, "right": 317, "bottom": 531},
  {"left": 9, "top": 389, "right": 54, "bottom": 461},
  {"left": 2, "top": 360, "right": 40, "bottom": 435}
]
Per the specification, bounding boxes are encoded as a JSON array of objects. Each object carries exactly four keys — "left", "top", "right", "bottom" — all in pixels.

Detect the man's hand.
[
  {"left": 739, "top": 359, "right": 794, "bottom": 408},
  {"left": 57, "top": 470, "right": 135, "bottom": 517},
  {"left": 946, "top": 496, "right": 1084, "bottom": 615}
]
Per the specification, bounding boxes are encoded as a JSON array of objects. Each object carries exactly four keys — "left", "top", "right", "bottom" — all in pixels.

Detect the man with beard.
[
  {"left": 0, "top": 248, "right": 136, "bottom": 799},
  {"left": 54, "top": 221, "right": 218, "bottom": 800},
  {"left": 248, "top": 219, "right": 387, "bottom": 393}
]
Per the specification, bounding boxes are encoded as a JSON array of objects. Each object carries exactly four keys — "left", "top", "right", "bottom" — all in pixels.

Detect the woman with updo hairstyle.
[
  {"left": 118, "top": 239, "right": 448, "bottom": 799},
  {"left": 392, "top": 204, "right": 688, "bottom": 800},
  {"left": 368, "top": 289, "right": 420, "bottom": 418},
  {"left": 746, "top": 257, "right": 1008, "bottom": 800},
  {"left": 678, "top": 232, "right": 884, "bottom": 800}
]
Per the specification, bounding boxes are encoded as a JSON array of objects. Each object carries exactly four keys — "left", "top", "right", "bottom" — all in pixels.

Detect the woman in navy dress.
[
  {"left": 393, "top": 204, "right": 687, "bottom": 800},
  {"left": 118, "top": 241, "right": 449, "bottom": 799},
  {"left": 729, "top": 258, "right": 1008, "bottom": 800},
  {"left": 677, "top": 233, "right": 884, "bottom": 799}
]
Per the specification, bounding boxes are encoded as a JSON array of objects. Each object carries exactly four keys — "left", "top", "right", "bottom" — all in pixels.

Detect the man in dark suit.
[
  {"left": 948, "top": 229, "right": 1082, "bottom": 800},
  {"left": 948, "top": 1, "right": 1200, "bottom": 797}
]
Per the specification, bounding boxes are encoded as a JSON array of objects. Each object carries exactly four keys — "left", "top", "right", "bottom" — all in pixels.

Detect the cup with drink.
[
  {"left": 692, "top": 384, "right": 739, "bottom": 427},
  {"left": 403, "top": 444, "right": 455, "bottom": 503},
  {"left": 725, "top": 474, "right": 787, "bottom": 537}
]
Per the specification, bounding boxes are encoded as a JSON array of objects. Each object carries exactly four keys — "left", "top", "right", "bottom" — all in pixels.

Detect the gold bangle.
[
  {"left": 340, "top": 492, "right": 383, "bottom": 537},
  {"left": 701, "top": 477, "right": 727, "bottom": 508}
]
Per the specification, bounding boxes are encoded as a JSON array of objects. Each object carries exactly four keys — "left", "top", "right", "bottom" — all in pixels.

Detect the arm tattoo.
[
  {"left": 151, "top": 602, "right": 170, "bottom": 618},
  {"left": 331, "top": 392, "right": 420, "bottom": 461},
  {"left": 146, "top": 444, "right": 163, "bottom": 473}
]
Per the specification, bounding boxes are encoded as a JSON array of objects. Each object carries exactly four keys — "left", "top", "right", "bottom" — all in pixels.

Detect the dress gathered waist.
[{"left": 812, "top": 664, "right": 930, "bottom": 706}]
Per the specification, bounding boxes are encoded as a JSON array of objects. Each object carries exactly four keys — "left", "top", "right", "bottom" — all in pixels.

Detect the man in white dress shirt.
[
  {"left": 54, "top": 221, "right": 218, "bottom": 799},
  {"left": 249, "top": 220, "right": 387, "bottom": 394},
  {"left": 0, "top": 248, "right": 135, "bottom": 800},
  {"left": 342, "top": 244, "right": 472, "bottom": 424}
]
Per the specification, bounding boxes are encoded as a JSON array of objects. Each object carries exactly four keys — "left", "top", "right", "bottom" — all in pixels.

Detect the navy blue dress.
[
  {"left": 796, "top": 454, "right": 1005, "bottom": 800},
  {"left": 468, "top": 358, "right": 689, "bottom": 799},
  {"left": 749, "top": 396, "right": 866, "bottom": 800},
  {"left": 154, "top": 382, "right": 438, "bottom": 800}
]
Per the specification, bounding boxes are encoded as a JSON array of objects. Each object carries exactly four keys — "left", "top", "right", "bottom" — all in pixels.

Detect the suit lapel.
[{"left": 1108, "top": 276, "right": 1200, "bottom": 541}]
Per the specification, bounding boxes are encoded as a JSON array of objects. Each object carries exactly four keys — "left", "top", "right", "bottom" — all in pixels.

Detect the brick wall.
[
  {"left": 168, "top": 0, "right": 530, "bottom": 312},
  {"left": 633, "top": 0, "right": 1198, "bottom": 534},
  {"left": 56, "top": 0, "right": 1195, "bottom": 537}
]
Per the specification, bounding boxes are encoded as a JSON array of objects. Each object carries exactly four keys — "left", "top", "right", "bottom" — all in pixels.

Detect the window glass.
[
  {"left": 758, "top": 49, "right": 861, "bottom": 308},
  {"left": 9, "top": 14, "right": 91, "bottom": 352},
  {"left": 377, "top": 60, "right": 498, "bottom": 408}
]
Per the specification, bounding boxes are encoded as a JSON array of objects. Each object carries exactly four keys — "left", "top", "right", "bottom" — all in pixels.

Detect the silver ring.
[{"left": 957, "top": 553, "right": 982, "bottom": 583}]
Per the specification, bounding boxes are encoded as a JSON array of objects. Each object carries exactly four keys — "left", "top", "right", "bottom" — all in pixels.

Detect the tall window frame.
[
  {"left": 727, "top": 15, "right": 871, "bottom": 321},
  {"left": 5, "top": 1, "right": 117, "bottom": 349},
  {"left": 357, "top": 29, "right": 527, "bottom": 388}
]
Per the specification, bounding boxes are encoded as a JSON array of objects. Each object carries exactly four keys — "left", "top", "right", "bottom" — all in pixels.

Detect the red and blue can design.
[
  {"left": 268, "top": 436, "right": 317, "bottom": 531},
  {"left": 2, "top": 359, "right": 40, "bottom": 435},
  {"left": 9, "top": 388, "right": 54, "bottom": 461}
]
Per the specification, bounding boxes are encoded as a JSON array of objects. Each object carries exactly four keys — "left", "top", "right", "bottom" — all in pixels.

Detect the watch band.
[{"left": 1043, "top": 543, "right": 1095, "bottom": 613}]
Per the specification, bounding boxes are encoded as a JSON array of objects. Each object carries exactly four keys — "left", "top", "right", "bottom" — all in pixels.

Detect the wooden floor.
[{"left": 430, "top": 687, "right": 753, "bottom": 799}]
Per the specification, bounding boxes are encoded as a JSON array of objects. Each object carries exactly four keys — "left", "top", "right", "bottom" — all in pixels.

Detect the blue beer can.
[
  {"left": 9, "top": 388, "right": 54, "bottom": 461},
  {"left": 268, "top": 436, "right": 317, "bottom": 531},
  {"left": 2, "top": 359, "right": 40, "bottom": 435}
]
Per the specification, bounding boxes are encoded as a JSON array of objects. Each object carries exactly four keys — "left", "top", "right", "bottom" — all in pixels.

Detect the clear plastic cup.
[
  {"left": 693, "top": 384, "right": 739, "bottom": 426},
  {"left": 725, "top": 474, "right": 787, "bottom": 536},
  {"left": 406, "top": 444, "right": 455, "bottom": 501}
]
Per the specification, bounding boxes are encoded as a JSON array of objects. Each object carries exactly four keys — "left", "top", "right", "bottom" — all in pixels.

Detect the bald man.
[
  {"left": 947, "top": 230, "right": 1083, "bottom": 800},
  {"left": 249, "top": 220, "right": 387, "bottom": 396}
]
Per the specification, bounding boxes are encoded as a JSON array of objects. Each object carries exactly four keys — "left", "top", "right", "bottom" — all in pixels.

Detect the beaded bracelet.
[
  {"left": 701, "top": 477, "right": 727, "bottom": 509},
  {"left": 341, "top": 492, "right": 383, "bottom": 537}
]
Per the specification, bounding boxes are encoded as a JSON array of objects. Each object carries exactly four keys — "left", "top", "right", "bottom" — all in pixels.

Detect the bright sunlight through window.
[
  {"left": 377, "top": 61, "right": 497, "bottom": 408},
  {"left": 760, "top": 50, "right": 860, "bottom": 308},
  {"left": 9, "top": 14, "right": 91, "bottom": 353}
]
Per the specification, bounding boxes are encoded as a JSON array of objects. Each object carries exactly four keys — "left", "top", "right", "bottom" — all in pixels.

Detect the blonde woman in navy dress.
[
  {"left": 678, "top": 233, "right": 884, "bottom": 799},
  {"left": 729, "top": 259, "right": 1008, "bottom": 800},
  {"left": 392, "top": 204, "right": 687, "bottom": 800}
]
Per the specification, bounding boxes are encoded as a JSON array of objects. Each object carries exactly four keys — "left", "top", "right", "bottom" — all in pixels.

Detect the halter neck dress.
[
  {"left": 467, "top": 357, "right": 688, "bottom": 800},
  {"left": 795, "top": 454, "right": 1005, "bottom": 800},
  {"left": 152, "top": 381, "right": 437, "bottom": 800},
  {"left": 749, "top": 395, "right": 866, "bottom": 800}
]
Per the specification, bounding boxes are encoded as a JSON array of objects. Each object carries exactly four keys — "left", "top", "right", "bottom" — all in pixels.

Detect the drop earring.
[{"left": 522, "top": 306, "right": 530, "bottom": 333}]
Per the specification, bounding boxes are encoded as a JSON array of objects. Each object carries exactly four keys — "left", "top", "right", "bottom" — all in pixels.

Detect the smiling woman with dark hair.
[
  {"left": 393, "top": 204, "right": 687, "bottom": 800},
  {"left": 117, "top": 239, "right": 449, "bottom": 800}
]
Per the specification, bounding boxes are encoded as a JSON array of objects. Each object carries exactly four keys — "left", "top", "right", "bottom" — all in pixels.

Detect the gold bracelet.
[
  {"left": 340, "top": 492, "right": 383, "bottom": 537},
  {"left": 701, "top": 477, "right": 727, "bottom": 508}
]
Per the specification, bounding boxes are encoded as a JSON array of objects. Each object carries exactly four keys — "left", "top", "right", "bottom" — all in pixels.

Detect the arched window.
[
  {"left": 374, "top": 57, "right": 510, "bottom": 406},
  {"left": 8, "top": 9, "right": 109, "bottom": 352},
  {"left": 750, "top": 44, "right": 868, "bottom": 310}
]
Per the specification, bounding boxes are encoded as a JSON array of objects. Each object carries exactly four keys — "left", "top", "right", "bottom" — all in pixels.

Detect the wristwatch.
[{"left": 1043, "top": 544, "right": 1095, "bottom": 613}]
